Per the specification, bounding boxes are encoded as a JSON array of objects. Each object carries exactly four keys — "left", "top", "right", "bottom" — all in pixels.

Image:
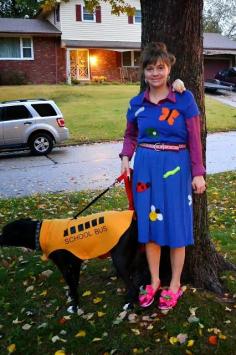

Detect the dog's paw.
[
  {"left": 123, "top": 302, "right": 133, "bottom": 311},
  {"left": 67, "top": 305, "right": 84, "bottom": 315}
]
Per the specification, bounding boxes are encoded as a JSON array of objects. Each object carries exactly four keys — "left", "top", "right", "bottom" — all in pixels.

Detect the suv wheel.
[{"left": 29, "top": 133, "right": 53, "bottom": 155}]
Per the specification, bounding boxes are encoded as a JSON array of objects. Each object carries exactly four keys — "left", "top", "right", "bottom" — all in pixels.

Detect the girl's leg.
[
  {"left": 146, "top": 242, "right": 161, "bottom": 290},
  {"left": 169, "top": 247, "right": 185, "bottom": 293}
]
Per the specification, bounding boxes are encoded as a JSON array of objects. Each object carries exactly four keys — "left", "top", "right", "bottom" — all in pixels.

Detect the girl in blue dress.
[{"left": 120, "top": 42, "right": 206, "bottom": 310}]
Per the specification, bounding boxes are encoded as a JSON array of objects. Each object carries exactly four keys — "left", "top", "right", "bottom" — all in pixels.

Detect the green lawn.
[
  {"left": 0, "top": 85, "right": 235, "bottom": 145},
  {"left": 0, "top": 171, "right": 235, "bottom": 354}
]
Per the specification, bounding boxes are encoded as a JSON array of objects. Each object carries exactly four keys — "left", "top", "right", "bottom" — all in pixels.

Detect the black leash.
[{"left": 73, "top": 174, "right": 126, "bottom": 219}]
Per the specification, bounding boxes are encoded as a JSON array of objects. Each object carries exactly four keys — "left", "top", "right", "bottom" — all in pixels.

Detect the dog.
[{"left": 0, "top": 210, "right": 141, "bottom": 313}]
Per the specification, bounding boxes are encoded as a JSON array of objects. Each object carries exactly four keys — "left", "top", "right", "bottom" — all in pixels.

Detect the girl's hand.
[
  {"left": 172, "top": 79, "right": 186, "bottom": 93},
  {"left": 121, "top": 156, "right": 130, "bottom": 178},
  {"left": 192, "top": 176, "right": 206, "bottom": 194}
]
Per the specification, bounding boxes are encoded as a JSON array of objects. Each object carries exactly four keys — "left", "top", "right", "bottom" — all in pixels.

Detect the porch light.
[{"left": 90, "top": 56, "right": 97, "bottom": 65}]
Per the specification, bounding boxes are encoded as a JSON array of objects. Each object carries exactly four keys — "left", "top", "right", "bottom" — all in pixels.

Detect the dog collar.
[{"left": 35, "top": 221, "right": 41, "bottom": 251}]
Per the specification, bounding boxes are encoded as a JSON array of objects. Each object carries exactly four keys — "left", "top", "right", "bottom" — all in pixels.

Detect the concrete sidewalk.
[{"left": 0, "top": 131, "right": 235, "bottom": 198}]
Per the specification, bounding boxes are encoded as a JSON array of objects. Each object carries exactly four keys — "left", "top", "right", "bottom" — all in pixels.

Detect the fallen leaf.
[
  {"left": 189, "top": 307, "right": 198, "bottom": 315},
  {"left": 128, "top": 313, "right": 138, "bottom": 323},
  {"left": 131, "top": 328, "right": 140, "bottom": 335},
  {"left": 75, "top": 330, "right": 86, "bottom": 337},
  {"left": 187, "top": 339, "right": 195, "bottom": 347},
  {"left": 7, "top": 344, "right": 16, "bottom": 353},
  {"left": 188, "top": 315, "right": 199, "bottom": 323},
  {"left": 82, "top": 313, "right": 94, "bottom": 320},
  {"left": 177, "top": 333, "right": 188, "bottom": 344},
  {"left": 208, "top": 335, "right": 218, "bottom": 345},
  {"left": 59, "top": 317, "right": 67, "bottom": 325},
  {"left": 93, "top": 297, "right": 102, "bottom": 304},
  {"left": 37, "top": 322, "right": 47, "bottom": 329},
  {"left": 40, "top": 290, "right": 48, "bottom": 297},
  {"left": 26, "top": 286, "right": 34, "bottom": 292},
  {"left": 224, "top": 320, "right": 231, "bottom": 324},
  {"left": 12, "top": 317, "right": 23, "bottom": 324},
  {"left": 82, "top": 290, "right": 91, "bottom": 297},
  {"left": 54, "top": 351, "right": 66, "bottom": 355},
  {"left": 97, "top": 311, "right": 106, "bottom": 317},
  {"left": 92, "top": 337, "right": 102, "bottom": 342},
  {"left": 225, "top": 307, "right": 232, "bottom": 312},
  {"left": 169, "top": 336, "right": 178, "bottom": 345},
  {"left": 22, "top": 324, "right": 32, "bottom": 330},
  {"left": 219, "top": 334, "right": 227, "bottom": 340}
]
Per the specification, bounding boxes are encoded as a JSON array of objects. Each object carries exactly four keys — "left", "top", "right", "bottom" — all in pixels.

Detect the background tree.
[
  {"left": 203, "top": 0, "right": 236, "bottom": 39},
  {"left": 0, "top": 0, "right": 43, "bottom": 18}
]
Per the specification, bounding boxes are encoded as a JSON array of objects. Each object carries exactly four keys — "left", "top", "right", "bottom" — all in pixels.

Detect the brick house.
[
  {"left": 0, "top": 0, "right": 236, "bottom": 84},
  {"left": 0, "top": 18, "right": 65, "bottom": 84}
]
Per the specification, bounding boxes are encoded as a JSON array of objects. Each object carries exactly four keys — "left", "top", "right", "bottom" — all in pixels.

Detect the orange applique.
[{"left": 159, "top": 107, "right": 180, "bottom": 125}]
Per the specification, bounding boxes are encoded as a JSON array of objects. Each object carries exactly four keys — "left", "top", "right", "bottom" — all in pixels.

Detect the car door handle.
[{"left": 24, "top": 122, "right": 32, "bottom": 125}]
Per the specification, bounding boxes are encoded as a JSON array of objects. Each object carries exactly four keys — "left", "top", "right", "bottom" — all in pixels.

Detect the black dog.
[{"left": 0, "top": 216, "right": 141, "bottom": 313}]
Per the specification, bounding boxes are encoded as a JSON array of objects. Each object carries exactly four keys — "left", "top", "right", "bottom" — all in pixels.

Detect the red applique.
[
  {"left": 136, "top": 182, "right": 150, "bottom": 192},
  {"left": 159, "top": 107, "right": 180, "bottom": 125}
]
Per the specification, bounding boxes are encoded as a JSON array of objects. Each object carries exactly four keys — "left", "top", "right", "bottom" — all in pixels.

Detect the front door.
[{"left": 70, "top": 49, "right": 90, "bottom": 81}]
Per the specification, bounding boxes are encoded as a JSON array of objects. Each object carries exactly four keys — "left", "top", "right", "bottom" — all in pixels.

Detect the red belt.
[{"left": 139, "top": 143, "right": 187, "bottom": 151}]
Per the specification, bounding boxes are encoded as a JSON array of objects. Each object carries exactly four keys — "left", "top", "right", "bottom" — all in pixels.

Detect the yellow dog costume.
[{"left": 39, "top": 210, "right": 134, "bottom": 260}]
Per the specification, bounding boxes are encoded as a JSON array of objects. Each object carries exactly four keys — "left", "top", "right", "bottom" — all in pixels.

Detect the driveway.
[
  {"left": 0, "top": 131, "right": 235, "bottom": 198},
  {"left": 206, "top": 90, "right": 236, "bottom": 108}
]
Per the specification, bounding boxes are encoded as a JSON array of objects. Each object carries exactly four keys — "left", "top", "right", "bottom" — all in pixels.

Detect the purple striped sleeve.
[
  {"left": 119, "top": 121, "right": 138, "bottom": 160},
  {"left": 186, "top": 115, "right": 206, "bottom": 177}
]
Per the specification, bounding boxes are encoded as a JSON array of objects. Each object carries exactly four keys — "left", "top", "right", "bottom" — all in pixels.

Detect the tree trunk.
[{"left": 140, "top": 0, "right": 235, "bottom": 293}]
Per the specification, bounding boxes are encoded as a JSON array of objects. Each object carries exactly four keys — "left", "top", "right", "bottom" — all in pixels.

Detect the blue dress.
[{"left": 127, "top": 90, "right": 199, "bottom": 247}]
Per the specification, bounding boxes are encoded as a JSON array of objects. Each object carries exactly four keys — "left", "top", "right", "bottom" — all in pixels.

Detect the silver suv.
[{"left": 0, "top": 99, "right": 69, "bottom": 155}]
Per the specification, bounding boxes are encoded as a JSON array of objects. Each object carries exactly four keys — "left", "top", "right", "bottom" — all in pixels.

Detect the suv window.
[
  {"left": 3, "top": 105, "right": 32, "bottom": 121},
  {"left": 31, "top": 103, "right": 57, "bottom": 117}
]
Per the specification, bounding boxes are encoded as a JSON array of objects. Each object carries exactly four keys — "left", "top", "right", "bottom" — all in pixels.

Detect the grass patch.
[
  {"left": 205, "top": 95, "right": 236, "bottom": 133},
  {"left": 0, "top": 85, "right": 235, "bottom": 145},
  {"left": 0, "top": 171, "right": 235, "bottom": 354}
]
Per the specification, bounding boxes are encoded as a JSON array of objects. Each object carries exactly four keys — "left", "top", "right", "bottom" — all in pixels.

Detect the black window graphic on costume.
[
  {"left": 92, "top": 219, "right": 97, "bottom": 227},
  {"left": 70, "top": 226, "right": 76, "bottom": 234},
  {"left": 99, "top": 217, "right": 104, "bottom": 224},
  {"left": 78, "top": 224, "right": 84, "bottom": 232},
  {"left": 63, "top": 216, "right": 105, "bottom": 237},
  {"left": 85, "top": 221, "right": 90, "bottom": 229}
]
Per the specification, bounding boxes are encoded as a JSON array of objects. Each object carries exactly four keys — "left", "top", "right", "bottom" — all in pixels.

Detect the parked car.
[
  {"left": 0, "top": 99, "right": 69, "bottom": 155},
  {"left": 215, "top": 67, "right": 236, "bottom": 86}
]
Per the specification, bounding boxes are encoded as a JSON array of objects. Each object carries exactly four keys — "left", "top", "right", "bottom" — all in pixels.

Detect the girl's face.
[{"left": 144, "top": 59, "right": 170, "bottom": 89}]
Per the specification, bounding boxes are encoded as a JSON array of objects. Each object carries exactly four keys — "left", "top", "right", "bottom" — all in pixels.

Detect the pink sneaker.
[
  {"left": 158, "top": 288, "right": 183, "bottom": 310},
  {"left": 139, "top": 283, "right": 161, "bottom": 308}
]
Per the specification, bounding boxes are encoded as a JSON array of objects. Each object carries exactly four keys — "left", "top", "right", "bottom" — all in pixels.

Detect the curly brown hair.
[{"left": 141, "top": 42, "right": 176, "bottom": 71}]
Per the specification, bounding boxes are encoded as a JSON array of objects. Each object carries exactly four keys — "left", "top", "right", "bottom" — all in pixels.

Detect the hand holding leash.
[{"left": 121, "top": 156, "right": 130, "bottom": 179}]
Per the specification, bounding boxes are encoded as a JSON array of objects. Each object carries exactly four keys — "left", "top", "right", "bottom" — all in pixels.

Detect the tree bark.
[{"left": 140, "top": 0, "right": 235, "bottom": 293}]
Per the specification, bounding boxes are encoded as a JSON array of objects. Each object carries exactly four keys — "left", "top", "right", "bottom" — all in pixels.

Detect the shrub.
[
  {"left": 92, "top": 75, "right": 107, "bottom": 83},
  {"left": 0, "top": 70, "right": 28, "bottom": 85}
]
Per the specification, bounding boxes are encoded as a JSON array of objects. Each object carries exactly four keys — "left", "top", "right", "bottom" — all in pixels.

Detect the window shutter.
[
  {"left": 128, "top": 16, "right": 133, "bottom": 24},
  {"left": 96, "top": 6, "right": 101, "bottom": 23},
  {"left": 76, "top": 4, "right": 82, "bottom": 21}
]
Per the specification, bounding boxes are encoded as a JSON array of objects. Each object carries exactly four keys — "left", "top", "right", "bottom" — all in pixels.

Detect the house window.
[
  {"left": 134, "top": 10, "right": 141, "bottom": 23},
  {"left": 83, "top": 7, "right": 95, "bottom": 21},
  {"left": 55, "top": 4, "right": 60, "bottom": 22},
  {"left": 122, "top": 51, "right": 140, "bottom": 67},
  {"left": 0, "top": 37, "right": 33, "bottom": 60}
]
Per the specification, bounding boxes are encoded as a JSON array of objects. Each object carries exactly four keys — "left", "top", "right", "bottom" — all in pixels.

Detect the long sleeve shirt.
[{"left": 120, "top": 89, "right": 205, "bottom": 177}]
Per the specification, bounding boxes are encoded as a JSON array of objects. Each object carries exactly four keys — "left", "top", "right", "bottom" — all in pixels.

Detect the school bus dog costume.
[{"left": 0, "top": 210, "right": 139, "bottom": 313}]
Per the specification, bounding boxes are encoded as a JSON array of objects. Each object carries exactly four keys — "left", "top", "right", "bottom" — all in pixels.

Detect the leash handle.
[{"left": 72, "top": 172, "right": 131, "bottom": 219}]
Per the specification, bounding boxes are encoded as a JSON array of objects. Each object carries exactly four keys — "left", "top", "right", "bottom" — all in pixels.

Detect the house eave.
[
  {"left": 0, "top": 31, "right": 61, "bottom": 37},
  {"left": 62, "top": 39, "right": 141, "bottom": 50}
]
